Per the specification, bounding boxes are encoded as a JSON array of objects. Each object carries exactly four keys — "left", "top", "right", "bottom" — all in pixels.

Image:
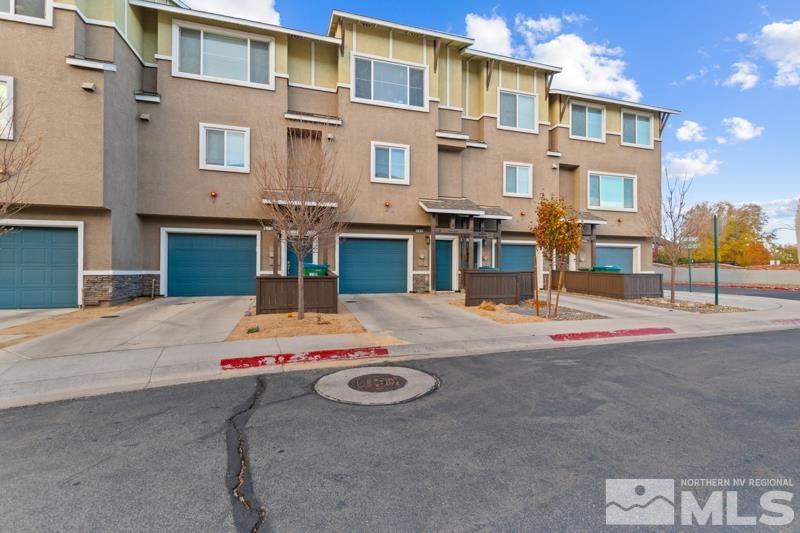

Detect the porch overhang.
[{"left": 418, "top": 197, "right": 484, "bottom": 216}]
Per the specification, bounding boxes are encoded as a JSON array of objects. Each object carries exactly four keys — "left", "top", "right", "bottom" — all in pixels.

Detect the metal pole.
[
  {"left": 713, "top": 214, "right": 719, "bottom": 307},
  {"left": 688, "top": 246, "right": 693, "bottom": 293}
]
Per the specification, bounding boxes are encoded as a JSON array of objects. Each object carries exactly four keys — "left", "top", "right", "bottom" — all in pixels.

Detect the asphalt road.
[
  {"left": 1, "top": 330, "right": 799, "bottom": 532},
  {"left": 667, "top": 282, "right": 800, "bottom": 301}
]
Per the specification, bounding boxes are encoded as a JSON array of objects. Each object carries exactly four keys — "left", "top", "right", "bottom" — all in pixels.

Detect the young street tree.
[
  {"left": 796, "top": 199, "right": 800, "bottom": 264},
  {"left": 254, "top": 129, "right": 358, "bottom": 319},
  {"left": 530, "top": 194, "right": 583, "bottom": 319},
  {"left": 645, "top": 172, "right": 693, "bottom": 304},
  {"left": 0, "top": 95, "right": 40, "bottom": 231}
]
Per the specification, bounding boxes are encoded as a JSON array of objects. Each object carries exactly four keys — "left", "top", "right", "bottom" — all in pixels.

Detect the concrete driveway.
[{"left": 4, "top": 296, "right": 253, "bottom": 359}]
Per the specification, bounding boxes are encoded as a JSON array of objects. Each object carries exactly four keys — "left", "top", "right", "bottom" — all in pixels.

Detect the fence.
[
  {"left": 463, "top": 270, "right": 536, "bottom": 306},
  {"left": 551, "top": 271, "right": 663, "bottom": 299},
  {"left": 256, "top": 275, "right": 339, "bottom": 314}
]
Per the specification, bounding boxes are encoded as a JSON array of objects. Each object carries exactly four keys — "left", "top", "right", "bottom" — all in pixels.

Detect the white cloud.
[
  {"left": 736, "top": 32, "right": 750, "bottom": 42},
  {"left": 675, "top": 120, "right": 707, "bottom": 142},
  {"left": 722, "top": 116, "right": 764, "bottom": 141},
  {"left": 187, "top": 0, "right": 280, "bottom": 24},
  {"left": 756, "top": 196, "right": 800, "bottom": 244},
  {"left": 756, "top": 19, "right": 800, "bottom": 86},
  {"left": 665, "top": 149, "right": 720, "bottom": 177},
  {"left": 530, "top": 34, "right": 642, "bottom": 101},
  {"left": 724, "top": 61, "right": 759, "bottom": 90},
  {"left": 465, "top": 13, "right": 513, "bottom": 56},
  {"left": 515, "top": 15, "right": 562, "bottom": 48},
  {"left": 465, "top": 11, "right": 641, "bottom": 101},
  {"left": 715, "top": 136, "right": 728, "bottom": 145}
]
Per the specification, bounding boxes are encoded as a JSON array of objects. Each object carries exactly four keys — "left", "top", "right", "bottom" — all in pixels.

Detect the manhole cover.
[
  {"left": 315, "top": 366, "right": 439, "bottom": 406},
  {"left": 348, "top": 373, "right": 407, "bottom": 393}
]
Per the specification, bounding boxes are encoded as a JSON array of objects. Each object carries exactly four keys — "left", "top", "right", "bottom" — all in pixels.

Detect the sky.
[{"left": 186, "top": 0, "right": 800, "bottom": 244}]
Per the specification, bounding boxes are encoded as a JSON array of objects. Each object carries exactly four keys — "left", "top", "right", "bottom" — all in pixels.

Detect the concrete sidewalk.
[{"left": 1, "top": 290, "right": 798, "bottom": 409}]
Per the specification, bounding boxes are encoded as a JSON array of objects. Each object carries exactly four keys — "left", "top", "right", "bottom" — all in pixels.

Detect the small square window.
[
  {"left": 503, "top": 163, "right": 532, "bottom": 198},
  {"left": 498, "top": 90, "right": 537, "bottom": 132},
  {"left": 200, "top": 124, "right": 250, "bottom": 173},
  {"left": 571, "top": 103, "right": 604, "bottom": 142},
  {"left": 371, "top": 142, "right": 409, "bottom": 185},
  {"left": 622, "top": 111, "right": 652, "bottom": 148}
]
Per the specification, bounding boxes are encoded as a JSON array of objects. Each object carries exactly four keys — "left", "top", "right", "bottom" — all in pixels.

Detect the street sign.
[{"left": 686, "top": 236, "right": 700, "bottom": 249}]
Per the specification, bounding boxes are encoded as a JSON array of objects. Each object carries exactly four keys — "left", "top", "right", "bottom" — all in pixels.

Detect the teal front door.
[
  {"left": 435, "top": 240, "right": 453, "bottom": 291},
  {"left": 0, "top": 227, "right": 78, "bottom": 309},
  {"left": 167, "top": 234, "right": 256, "bottom": 296},
  {"left": 286, "top": 247, "right": 313, "bottom": 276}
]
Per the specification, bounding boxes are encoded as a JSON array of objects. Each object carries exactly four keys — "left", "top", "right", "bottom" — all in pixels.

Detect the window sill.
[
  {"left": 200, "top": 165, "right": 250, "bottom": 174},
  {"left": 172, "top": 71, "right": 275, "bottom": 91},
  {"left": 370, "top": 177, "right": 410, "bottom": 186},
  {"left": 588, "top": 206, "right": 638, "bottom": 213},
  {"left": 0, "top": 11, "right": 52, "bottom": 27},
  {"left": 620, "top": 141, "right": 654, "bottom": 150},
  {"left": 569, "top": 134, "right": 606, "bottom": 144},
  {"left": 497, "top": 125, "right": 539, "bottom": 135},
  {"left": 350, "top": 96, "right": 429, "bottom": 113},
  {"left": 503, "top": 192, "right": 533, "bottom": 199}
]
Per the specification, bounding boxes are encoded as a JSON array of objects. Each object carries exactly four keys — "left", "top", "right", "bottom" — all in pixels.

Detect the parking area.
[{"left": 2, "top": 296, "right": 253, "bottom": 359}]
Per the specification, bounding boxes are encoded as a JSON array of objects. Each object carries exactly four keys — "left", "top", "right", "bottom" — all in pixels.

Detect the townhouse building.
[{"left": 0, "top": 0, "right": 678, "bottom": 308}]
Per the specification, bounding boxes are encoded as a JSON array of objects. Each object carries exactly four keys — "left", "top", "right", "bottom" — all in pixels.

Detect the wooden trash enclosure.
[
  {"left": 256, "top": 275, "right": 339, "bottom": 314},
  {"left": 551, "top": 271, "right": 663, "bottom": 299},
  {"left": 463, "top": 270, "right": 536, "bottom": 306}
]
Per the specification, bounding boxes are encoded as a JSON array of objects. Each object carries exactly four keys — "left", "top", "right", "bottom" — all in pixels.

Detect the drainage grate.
[
  {"left": 345, "top": 300, "right": 358, "bottom": 304},
  {"left": 100, "top": 315, "right": 120, "bottom": 319},
  {"left": 348, "top": 373, "right": 407, "bottom": 393}
]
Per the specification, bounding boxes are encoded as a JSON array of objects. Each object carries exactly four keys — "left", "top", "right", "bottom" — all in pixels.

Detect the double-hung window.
[
  {"left": 570, "top": 103, "right": 605, "bottom": 142},
  {"left": 175, "top": 22, "right": 273, "bottom": 89},
  {"left": 0, "top": 0, "right": 51, "bottom": 25},
  {"left": 588, "top": 172, "right": 637, "bottom": 211},
  {"left": 0, "top": 76, "right": 13, "bottom": 140},
  {"left": 621, "top": 110, "right": 653, "bottom": 148},
  {"left": 498, "top": 90, "right": 537, "bottom": 132},
  {"left": 354, "top": 56, "right": 426, "bottom": 110},
  {"left": 371, "top": 142, "right": 409, "bottom": 185},
  {"left": 503, "top": 162, "right": 533, "bottom": 198},
  {"left": 200, "top": 124, "right": 250, "bottom": 173}
]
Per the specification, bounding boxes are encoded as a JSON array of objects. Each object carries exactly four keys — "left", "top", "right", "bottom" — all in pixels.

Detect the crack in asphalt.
[{"left": 225, "top": 377, "right": 268, "bottom": 533}]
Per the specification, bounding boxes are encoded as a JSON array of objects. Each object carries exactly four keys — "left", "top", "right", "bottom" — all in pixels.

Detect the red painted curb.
[
  {"left": 774, "top": 319, "right": 800, "bottom": 326},
  {"left": 220, "top": 346, "right": 390, "bottom": 370},
  {"left": 550, "top": 327, "right": 675, "bottom": 342}
]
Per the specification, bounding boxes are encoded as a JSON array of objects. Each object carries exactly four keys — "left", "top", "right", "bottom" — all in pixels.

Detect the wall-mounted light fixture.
[
  {"left": 210, "top": 191, "right": 218, "bottom": 201},
  {"left": 425, "top": 236, "right": 431, "bottom": 245},
  {"left": 138, "top": 113, "right": 151, "bottom": 122},
  {"left": 81, "top": 82, "right": 97, "bottom": 92},
  {"left": 384, "top": 200, "right": 391, "bottom": 208}
]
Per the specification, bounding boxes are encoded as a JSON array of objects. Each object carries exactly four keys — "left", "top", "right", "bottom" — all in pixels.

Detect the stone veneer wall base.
[{"left": 83, "top": 274, "right": 161, "bottom": 306}]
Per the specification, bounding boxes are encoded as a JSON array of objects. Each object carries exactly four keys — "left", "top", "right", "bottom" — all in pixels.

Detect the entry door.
[{"left": 435, "top": 240, "right": 453, "bottom": 291}]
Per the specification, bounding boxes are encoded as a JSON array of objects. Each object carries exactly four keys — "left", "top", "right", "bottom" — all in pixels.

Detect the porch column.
[
  {"left": 495, "top": 221, "right": 502, "bottom": 268},
  {"left": 590, "top": 225, "right": 597, "bottom": 268},
  {"left": 430, "top": 214, "right": 437, "bottom": 292},
  {"left": 467, "top": 217, "right": 474, "bottom": 270},
  {"left": 273, "top": 230, "right": 281, "bottom": 275}
]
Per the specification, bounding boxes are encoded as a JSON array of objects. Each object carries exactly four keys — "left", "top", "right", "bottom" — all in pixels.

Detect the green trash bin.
[
  {"left": 592, "top": 265, "right": 622, "bottom": 273},
  {"left": 303, "top": 263, "right": 329, "bottom": 276}
]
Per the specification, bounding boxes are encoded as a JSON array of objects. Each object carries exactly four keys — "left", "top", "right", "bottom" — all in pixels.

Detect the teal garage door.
[
  {"left": 339, "top": 238, "right": 407, "bottom": 294},
  {"left": 596, "top": 246, "right": 634, "bottom": 273},
  {"left": 0, "top": 227, "right": 78, "bottom": 309},
  {"left": 435, "top": 240, "right": 453, "bottom": 291},
  {"left": 167, "top": 234, "right": 256, "bottom": 296},
  {"left": 500, "top": 244, "right": 536, "bottom": 271}
]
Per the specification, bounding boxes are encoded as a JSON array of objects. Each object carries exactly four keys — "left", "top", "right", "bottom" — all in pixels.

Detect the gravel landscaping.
[{"left": 635, "top": 297, "right": 752, "bottom": 313}]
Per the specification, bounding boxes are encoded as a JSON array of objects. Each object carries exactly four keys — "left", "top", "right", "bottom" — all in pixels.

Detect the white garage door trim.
[
  {"left": 335, "top": 233, "right": 413, "bottom": 293},
  {"left": 595, "top": 243, "right": 641, "bottom": 273},
  {"left": 0, "top": 218, "right": 85, "bottom": 306},
  {"left": 159, "top": 227, "right": 262, "bottom": 296}
]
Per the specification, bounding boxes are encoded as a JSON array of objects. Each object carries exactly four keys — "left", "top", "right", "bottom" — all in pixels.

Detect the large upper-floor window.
[
  {"left": 199, "top": 123, "right": 250, "bottom": 173},
  {"left": 0, "top": 0, "right": 52, "bottom": 25},
  {"left": 0, "top": 75, "right": 12, "bottom": 140},
  {"left": 498, "top": 90, "right": 537, "bottom": 133},
  {"left": 622, "top": 110, "right": 653, "bottom": 148},
  {"left": 370, "top": 141, "right": 410, "bottom": 185},
  {"left": 503, "top": 162, "right": 533, "bottom": 198},
  {"left": 588, "top": 172, "right": 637, "bottom": 211},
  {"left": 570, "top": 102, "right": 605, "bottom": 142},
  {"left": 353, "top": 55, "right": 426, "bottom": 111},
  {"left": 174, "top": 22, "right": 274, "bottom": 89}
]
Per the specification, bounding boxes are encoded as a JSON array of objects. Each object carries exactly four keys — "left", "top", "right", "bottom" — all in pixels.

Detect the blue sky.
[{"left": 188, "top": 0, "right": 800, "bottom": 244}]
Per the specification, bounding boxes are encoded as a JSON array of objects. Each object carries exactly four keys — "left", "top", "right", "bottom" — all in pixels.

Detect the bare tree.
[
  {"left": 796, "top": 199, "right": 800, "bottom": 265},
  {"left": 253, "top": 128, "right": 359, "bottom": 319},
  {"left": 0, "top": 97, "right": 40, "bottom": 232},
  {"left": 645, "top": 172, "right": 693, "bottom": 304}
]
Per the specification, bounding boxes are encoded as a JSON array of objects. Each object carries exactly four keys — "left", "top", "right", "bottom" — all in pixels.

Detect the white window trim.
[
  {"left": 433, "top": 235, "right": 459, "bottom": 292},
  {"left": 171, "top": 20, "right": 276, "bottom": 91},
  {"left": 0, "top": 0, "right": 53, "bottom": 26},
  {"left": 199, "top": 123, "right": 251, "bottom": 173},
  {"left": 0, "top": 75, "right": 14, "bottom": 140},
  {"left": 595, "top": 243, "right": 642, "bottom": 273},
  {"left": 350, "top": 52, "right": 430, "bottom": 113},
  {"left": 569, "top": 100, "right": 606, "bottom": 143},
  {"left": 370, "top": 141, "right": 410, "bottom": 185},
  {"left": 334, "top": 233, "right": 414, "bottom": 292},
  {"left": 620, "top": 108, "right": 655, "bottom": 149},
  {"left": 497, "top": 88, "right": 539, "bottom": 134},
  {"left": 159, "top": 228, "right": 262, "bottom": 296},
  {"left": 503, "top": 161, "right": 533, "bottom": 198},
  {"left": 587, "top": 170, "right": 638, "bottom": 213}
]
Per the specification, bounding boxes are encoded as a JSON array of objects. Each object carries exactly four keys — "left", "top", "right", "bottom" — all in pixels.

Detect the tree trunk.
[
  {"left": 533, "top": 269, "right": 540, "bottom": 318},
  {"left": 546, "top": 254, "right": 553, "bottom": 319},
  {"left": 669, "top": 264, "right": 676, "bottom": 304},
  {"left": 297, "top": 268, "right": 305, "bottom": 320},
  {"left": 554, "top": 263, "right": 565, "bottom": 318}
]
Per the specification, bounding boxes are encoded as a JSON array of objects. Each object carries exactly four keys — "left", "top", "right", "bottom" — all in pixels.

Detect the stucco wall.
[{"left": 654, "top": 266, "right": 800, "bottom": 286}]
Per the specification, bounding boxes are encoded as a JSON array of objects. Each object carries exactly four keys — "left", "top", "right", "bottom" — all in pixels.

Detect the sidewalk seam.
[{"left": 144, "top": 347, "right": 166, "bottom": 389}]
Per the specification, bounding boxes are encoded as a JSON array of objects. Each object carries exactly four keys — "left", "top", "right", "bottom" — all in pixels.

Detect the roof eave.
[
  {"left": 549, "top": 89, "right": 680, "bottom": 115},
  {"left": 464, "top": 48, "right": 562, "bottom": 73},
  {"left": 328, "top": 10, "right": 474, "bottom": 45}
]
